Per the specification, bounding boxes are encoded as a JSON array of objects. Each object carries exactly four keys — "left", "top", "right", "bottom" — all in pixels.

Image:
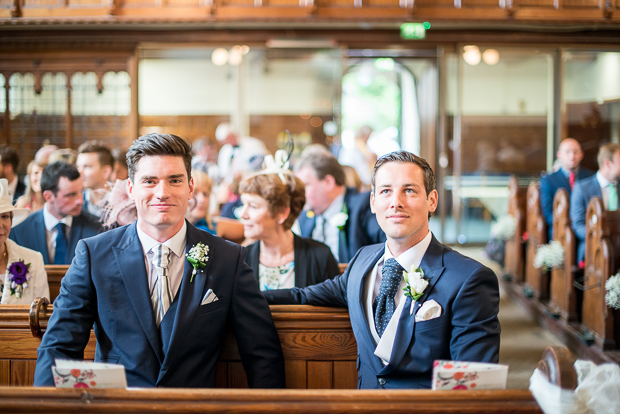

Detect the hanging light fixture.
[
  {"left": 463, "top": 45, "right": 481, "bottom": 66},
  {"left": 483, "top": 49, "right": 500, "bottom": 65},
  {"left": 211, "top": 48, "right": 229, "bottom": 66}
]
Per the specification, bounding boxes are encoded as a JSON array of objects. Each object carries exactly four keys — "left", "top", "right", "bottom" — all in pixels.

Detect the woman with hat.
[{"left": 0, "top": 178, "right": 49, "bottom": 304}]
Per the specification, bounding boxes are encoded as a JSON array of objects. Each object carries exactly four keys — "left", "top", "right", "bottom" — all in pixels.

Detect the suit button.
[{"left": 378, "top": 378, "right": 386, "bottom": 385}]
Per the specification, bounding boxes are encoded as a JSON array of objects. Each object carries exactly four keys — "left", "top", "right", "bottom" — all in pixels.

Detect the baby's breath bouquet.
[
  {"left": 533, "top": 241, "right": 564, "bottom": 272},
  {"left": 605, "top": 273, "right": 620, "bottom": 310},
  {"left": 489, "top": 215, "right": 517, "bottom": 241}
]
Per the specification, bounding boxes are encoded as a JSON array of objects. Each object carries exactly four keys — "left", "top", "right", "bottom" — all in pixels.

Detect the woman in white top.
[{"left": 0, "top": 178, "right": 49, "bottom": 305}]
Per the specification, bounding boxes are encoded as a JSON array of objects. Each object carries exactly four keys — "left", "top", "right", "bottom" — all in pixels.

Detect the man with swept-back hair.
[
  {"left": 35, "top": 133, "right": 285, "bottom": 388},
  {"left": 77, "top": 141, "right": 114, "bottom": 217},
  {"left": 264, "top": 150, "right": 500, "bottom": 389}
]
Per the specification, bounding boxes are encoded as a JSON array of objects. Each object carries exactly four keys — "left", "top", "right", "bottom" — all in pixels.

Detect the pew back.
[
  {"left": 505, "top": 175, "right": 528, "bottom": 283},
  {"left": 525, "top": 181, "right": 548, "bottom": 299},
  {"left": 549, "top": 188, "right": 580, "bottom": 322},
  {"left": 44, "top": 265, "right": 68, "bottom": 303},
  {"left": 582, "top": 197, "right": 620, "bottom": 350}
]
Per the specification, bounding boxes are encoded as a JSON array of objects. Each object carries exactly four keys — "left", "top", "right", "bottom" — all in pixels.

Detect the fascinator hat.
[
  {"left": 101, "top": 179, "right": 137, "bottom": 228},
  {"left": 0, "top": 178, "right": 30, "bottom": 225},
  {"left": 251, "top": 130, "right": 295, "bottom": 183}
]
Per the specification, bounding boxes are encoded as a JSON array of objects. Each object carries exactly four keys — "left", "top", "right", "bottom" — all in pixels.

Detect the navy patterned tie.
[
  {"left": 54, "top": 223, "right": 68, "bottom": 265},
  {"left": 374, "top": 258, "right": 404, "bottom": 337}
]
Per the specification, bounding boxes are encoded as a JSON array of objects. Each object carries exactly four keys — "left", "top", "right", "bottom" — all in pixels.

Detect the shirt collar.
[
  {"left": 43, "top": 203, "right": 74, "bottom": 231},
  {"left": 320, "top": 188, "right": 346, "bottom": 220},
  {"left": 137, "top": 220, "right": 187, "bottom": 259},
  {"left": 381, "top": 230, "right": 433, "bottom": 272},
  {"left": 560, "top": 167, "right": 578, "bottom": 179},
  {"left": 596, "top": 171, "right": 614, "bottom": 188}
]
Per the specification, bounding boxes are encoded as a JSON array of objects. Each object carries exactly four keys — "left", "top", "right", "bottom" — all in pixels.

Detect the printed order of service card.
[
  {"left": 432, "top": 360, "right": 509, "bottom": 390},
  {"left": 52, "top": 359, "right": 127, "bottom": 389}
]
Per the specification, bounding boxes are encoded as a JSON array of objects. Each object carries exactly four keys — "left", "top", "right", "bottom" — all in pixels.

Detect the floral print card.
[
  {"left": 432, "top": 360, "right": 508, "bottom": 390},
  {"left": 52, "top": 359, "right": 127, "bottom": 389}
]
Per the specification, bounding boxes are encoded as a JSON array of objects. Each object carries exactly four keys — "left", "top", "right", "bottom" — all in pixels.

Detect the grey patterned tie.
[
  {"left": 374, "top": 258, "right": 404, "bottom": 337},
  {"left": 151, "top": 244, "right": 172, "bottom": 328}
]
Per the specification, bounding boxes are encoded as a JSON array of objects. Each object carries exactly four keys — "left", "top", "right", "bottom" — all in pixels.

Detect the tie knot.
[
  {"left": 152, "top": 244, "right": 171, "bottom": 271},
  {"left": 55, "top": 222, "right": 66, "bottom": 232},
  {"left": 382, "top": 258, "right": 404, "bottom": 282}
]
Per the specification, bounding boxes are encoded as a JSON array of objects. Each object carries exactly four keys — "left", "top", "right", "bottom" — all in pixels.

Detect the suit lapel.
[
  {"left": 67, "top": 214, "right": 83, "bottom": 264},
  {"left": 158, "top": 223, "right": 210, "bottom": 382},
  {"left": 379, "top": 236, "right": 446, "bottom": 376},
  {"left": 113, "top": 222, "right": 164, "bottom": 363},
  {"left": 298, "top": 212, "right": 316, "bottom": 238},
  {"left": 33, "top": 212, "right": 50, "bottom": 264}
]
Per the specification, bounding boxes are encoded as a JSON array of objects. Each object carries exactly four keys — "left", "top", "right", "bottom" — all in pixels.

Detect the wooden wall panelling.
[
  {"left": 0, "top": 360, "right": 9, "bottom": 386},
  {"left": 307, "top": 361, "right": 333, "bottom": 389},
  {"left": 284, "top": 360, "right": 307, "bottom": 389},
  {"left": 10, "top": 360, "right": 36, "bottom": 386},
  {"left": 332, "top": 361, "right": 357, "bottom": 389},
  {"left": 215, "top": 361, "right": 227, "bottom": 387}
]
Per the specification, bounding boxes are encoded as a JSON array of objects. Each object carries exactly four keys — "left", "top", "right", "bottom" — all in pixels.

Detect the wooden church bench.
[
  {"left": 524, "top": 181, "right": 548, "bottom": 300},
  {"left": 504, "top": 175, "right": 528, "bottom": 283}
]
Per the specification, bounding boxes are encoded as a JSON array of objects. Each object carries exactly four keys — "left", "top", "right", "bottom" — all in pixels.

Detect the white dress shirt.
[
  {"left": 42, "top": 203, "right": 73, "bottom": 264},
  {"left": 312, "top": 189, "right": 346, "bottom": 261},
  {"left": 137, "top": 222, "right": 187, "bottom": 300},
  {"left": 596, "top": 171, "right": 617, "bottom": 210},
  {"left": 363, "top": 230, "right": 433, "bottom": 363}
]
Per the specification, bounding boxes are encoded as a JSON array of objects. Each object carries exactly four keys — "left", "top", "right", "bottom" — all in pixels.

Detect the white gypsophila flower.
[
  {"left": 490, "top": 215, "right": 517, "bottom": 240},
  {"left": 605, "top": 274, "right": 620, "bottom": 310},
  {"left": 329, "top": 212, "right": 348, "bottom": 228},
  {"left": 533, "top": 241, "right": 564, "bottom": 271}
]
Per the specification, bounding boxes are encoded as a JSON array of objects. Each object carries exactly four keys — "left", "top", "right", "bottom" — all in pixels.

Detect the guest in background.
[
  {"left": 191, "top": 136, "right": 219, "bottom": 181},
  {"left": 216, "top": 123, "right": 268, "bottom": 181},
  {"left": 77, "top": 141, "right": 114, "bottom": 217},
  {"left": 295, "top": 152, "right": 385, "bottom": 263},
  {"left": 35, "top": 145, "right": 59, "bottom": 165},
  {"left": 15, "top": 160, "right": 46, "bottom": 214},
  {"left": 188, "top": 169, "right": 215, "bottom": 235},
  {"left": 100, "top": 179, "right": 137, "bottom": 231},
  {"left": 0, "top": 146, "right": 26, "bottom": 203},
  {"left": 0, "top": 178, "right": 49, "bottom": 305},
  {"left": 48, "top": 148, "right": 77, "bottom": 165},
  {"left": 239, "top": 161, "right": 340, "bottom": 290},
  {"left": 571, "top": 143, "right": 620, "bottom": 264},
  {"left": 111, "top": 148, "right": 129, "bottom": 182},
  {"left": 10, "top": 161, "right": 101, "bottom": 265},
  {"left": 539, "top": 138, "right": 593, "bottom": 240}
]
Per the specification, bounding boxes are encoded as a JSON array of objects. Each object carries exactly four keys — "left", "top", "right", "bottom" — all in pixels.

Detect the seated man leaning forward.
[
  {"left": 34, "top": 133, "right": 285, "bottom": 388},
  {"left": 263, "top": 150, "right": 501, "bottom": 389}
]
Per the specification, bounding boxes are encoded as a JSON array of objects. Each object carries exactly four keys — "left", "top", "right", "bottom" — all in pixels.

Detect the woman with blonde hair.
[
  {"left": 239, "top": 157, "right": 340, "bottom": 290},
  {"left": 15, "top": 160, "right": 46, "bottom": 213},
  {"left": 189, "top": 169, "right": 216, "bottom": 234}
]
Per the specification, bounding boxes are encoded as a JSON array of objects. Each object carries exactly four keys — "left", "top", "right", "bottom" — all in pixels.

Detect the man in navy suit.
[
  {"left": 264, "top": 150, "right": 500, "bottom": 389},
  {"left": 539, "top": 138, "right": 593, "bottom": 240},
  {"left": 34, "top": 133, "right": 285, "bottom": 388},
  {"left": 0, "top": 145, "right": 26, "bottom": 203},
  {"left": 295, "top": 152, "right": 385, "bottom": 263},
  {"left": 571, "top": 143, "right": 620, "bottom": 264},
  {"left": 10, "top": 161, "right": 100, "bottom": 265}
]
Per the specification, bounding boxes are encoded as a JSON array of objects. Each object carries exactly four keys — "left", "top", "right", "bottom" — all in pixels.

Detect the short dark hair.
[
  {"left": 41, "top": 161, "right": 81, "bottom": 195},
  {"left": 294, "top": 152, "right": 345, "bottom": 186},
  {"left": 0, "top": 146, "right": 20, "bottom": 172},
  {"left": 127, "top": 133, "right": 192, "bottom": 182},
  {"left": 239, "top": 172, "right": 306, "bottom": 231},
  {"left": 78, "top": 141, "right": 114, "bottom": 168},
  {"left": 371, "top": 150, "right": 436, "bottom": 196}
]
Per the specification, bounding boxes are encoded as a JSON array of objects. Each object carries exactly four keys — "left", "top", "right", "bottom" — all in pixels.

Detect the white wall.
[{"left": 564, "top": 52, "right": 620, "bottom": 103}]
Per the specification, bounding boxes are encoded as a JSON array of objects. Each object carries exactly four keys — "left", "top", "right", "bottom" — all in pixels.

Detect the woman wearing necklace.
[
  {"left": 239, "top": 168, "right": 340, "bottom": 291},
  {"left": 0, "top": 178, "right": 49, "bottom": 304}
]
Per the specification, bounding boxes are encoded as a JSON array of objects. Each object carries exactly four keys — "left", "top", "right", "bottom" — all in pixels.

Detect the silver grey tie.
[{"left": 151, "top": 244, "right": 172, "bottom": 328}]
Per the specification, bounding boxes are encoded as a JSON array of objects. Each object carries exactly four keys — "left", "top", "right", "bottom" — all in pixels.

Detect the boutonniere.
[
  {"left": 403, "top": 265, "right": 429, "bottom": 315},
  {"left": 7, "top": 259, "right": 32, "bottom": 299},
  {"left": 329, "top": 203, "right": 349, "bottom": 231},
  {"left": 186, "top": 242, "right": 209, "bottom": 283}
]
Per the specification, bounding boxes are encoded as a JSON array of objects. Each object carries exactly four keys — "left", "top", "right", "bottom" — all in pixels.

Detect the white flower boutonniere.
[
  {"left": 186, "top": 242, "right": 209, "bottom": 283},
  {"left": 330, "top": 212, "right": 349, "bottom": 231},
  {"left": 403, "top": 265, "right": 429, "bottom": 315}
]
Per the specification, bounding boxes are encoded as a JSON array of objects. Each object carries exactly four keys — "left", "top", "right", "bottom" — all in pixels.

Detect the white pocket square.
[
  {"left": 201, "top": 289, "right": 219, "bottom": 305},
  {"left": 415, "top": 299, "right": 442, "bottom": 322}
]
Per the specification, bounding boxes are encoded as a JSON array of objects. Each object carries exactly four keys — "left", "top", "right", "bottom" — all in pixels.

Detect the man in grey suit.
[
  {"left": 264, "top": 150, "right": 500, "bottom": 389},
  {"left": 570, "top": 143, "right": 620, "bottom": 264},
  {"left": 10, "top": 161, "right": 100, "bottom": 265}
]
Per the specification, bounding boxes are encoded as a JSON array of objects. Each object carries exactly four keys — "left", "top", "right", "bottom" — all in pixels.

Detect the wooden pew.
[
  {"left": 580, "top": 197, "right": 620, "bottom": 350},
  {"left": 504, "top": 175, "right": 528, "bottom": 283},
  {"left": 44, "top": 265, "right": 69, "bottom": 303},
  {"left": 548, "top": 189, "right": 581, "bottom": 323},
  {"left": 0, "top": 301, "right": 357, "bottom": 389},
  {"left": 524, "top": 181, "right": 548, "bottom": 300},
  {"left": 0, "top": 344, "right": 581, "bottom": 413}
]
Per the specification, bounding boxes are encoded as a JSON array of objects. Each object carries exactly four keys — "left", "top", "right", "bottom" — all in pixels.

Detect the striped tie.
[{"left": 151, "top": 244, "right": 172, "bottom": 328}]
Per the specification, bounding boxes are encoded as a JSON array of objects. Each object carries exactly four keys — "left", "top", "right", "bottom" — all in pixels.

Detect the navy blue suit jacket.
[
  {"left": 9, "top": 209, "right": 101, "bottom": 264},
  {"left": 570, "top": 175, "right": 604, "bottom": 263},
  {"left": 34, "top": 221, "right": 285, "bottom": 388},
  {"left": 297, "top": 188, "right": 386, "bottom": 263},
  {"left": 539, "top": 168, "right": 594, "bottom": 240},
  {"left": 12, "top": 179, "right": 26, "bottom": 204},
  {"left": 263, "top": 235, "right": 501, "bottom": 389}
]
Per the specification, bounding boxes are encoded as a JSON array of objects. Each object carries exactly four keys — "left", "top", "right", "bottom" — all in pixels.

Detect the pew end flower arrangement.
[
  {"left": 533, "top": 241, "right": 564, "bottom": 272},
  {"left": 489, "top": 215, "right": 517, "bottom": 241},
  {"left": 605, "top": 273, "right": 620, "bottom": 310}
]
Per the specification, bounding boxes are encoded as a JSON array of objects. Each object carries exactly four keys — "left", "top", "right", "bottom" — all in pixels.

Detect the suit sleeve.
[
  {"left": 450, "top": 265, "right": 501, "bottom": 363},
  {"left": 570, "top": 183, "right": 587, "bottom": 242},
  {"left": 539, "top": 177, "right": 554, "bottom": 228},
  {"left": 230, "top": 247, "right": 286, "bottom": 388},
  {"left": 34, "top": 240, "right": 96, "bottom": 386}
]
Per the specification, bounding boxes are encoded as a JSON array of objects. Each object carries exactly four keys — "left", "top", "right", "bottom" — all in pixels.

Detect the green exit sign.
[{"left": 400, "top": 23, "right": 430, "bottom": 39}]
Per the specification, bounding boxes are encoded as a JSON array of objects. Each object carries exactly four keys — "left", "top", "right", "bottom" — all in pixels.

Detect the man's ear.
[
  {"left": 323, "top": 174, "right": 336, "bottom": 190},
  {"left": 188, "top": 176, "right": 195, "bottom": 200},
  {"left": 42, "top": 190, "right": 54, "bottom": 203},
  {"left": 427, "top": 189, "right": 438, "bottom": 213},
  {"left": 102, "top": 164, "right": 113, "bottom": 182},
  {"left": 370, "top": 191, "right": 376, "bottom": 214},
  {"left": 127, "top": 179, "right": 135, "bottom": 202}
]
